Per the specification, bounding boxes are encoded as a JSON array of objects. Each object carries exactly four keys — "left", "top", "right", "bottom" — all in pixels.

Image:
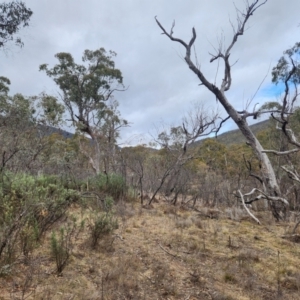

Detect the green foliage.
[
  {"left": 89, "top": 173, "right": 126, "bottom": 200},
  {"left": 88, "top": 212, "right": 118, "bottom": 249},
  {"left": 104, "top": 196, "right": 114, "bottom": 211},
  {"left": 158, "top": 126, "right": 185, "bottom": 150},
  {"left": 96, "top": 99, "right": 128, "bottom": 145},
  {"left": 197, "top": 139, "right": 228, "bottom": 173},
  {"left": 272, "top": 42, "right": 300, "bottom": 85},
  {"left": 0, "top": 93, "right": 36, "bottom": 127},
  {"left": 258, "top": 101, "right": 282, "bottom": 112},
  {"left": 40, "top": 48, "right": 123, "bottom": 136},
  {"left": 19, "top": 223, "right": 37, "bottom": 258},
  {"left": 0, "top": 172, "right": 79, "bottom": 262},
  {"left": 50, "top": 227, "right": 72, "bottom": 274},
  {"left": 40, "top": 48, "right": 127, "bottom": 174},
  {"left": 0, "top": 76, "right": 10, "bottom": 95},
  {"left": 0, "top": 1, "right": 33, "bottom": 48},
  {"left": 37, "top": 93, "right": 65, "bottom": 126}
]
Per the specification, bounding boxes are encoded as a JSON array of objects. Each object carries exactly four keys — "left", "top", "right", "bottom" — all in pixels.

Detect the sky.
[{"left": 0, "top": 0, "right": 299, "bottom": 146}]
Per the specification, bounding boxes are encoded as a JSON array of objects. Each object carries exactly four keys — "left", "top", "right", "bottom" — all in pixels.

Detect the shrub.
[
  {"left": 50, "top": 226, "right": 73, "bottom": 274},
  {"left": 0, "top": 172, "right": 79, "bottom": 264},
  {"left": 89, "top": 212, "right": 118, "bottom": 249},
  {"left": 88, "top": 173, "right": 126, "bottom": 200},
  {"left": 103, "top": 196, "right": 114, "bottom": 212}
]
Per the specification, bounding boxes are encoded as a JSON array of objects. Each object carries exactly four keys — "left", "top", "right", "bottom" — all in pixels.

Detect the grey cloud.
[{"left": 0, "top": 0, "right": 299, "bottom": 144}]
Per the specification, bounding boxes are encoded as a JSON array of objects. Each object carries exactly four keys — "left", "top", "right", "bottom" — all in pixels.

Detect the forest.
[{"left": 1, "top": 1, "right": 300, "bottom": 299}]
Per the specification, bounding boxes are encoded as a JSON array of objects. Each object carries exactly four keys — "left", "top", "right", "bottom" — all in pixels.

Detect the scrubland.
[{"left": 1, "top": 193, "right": 300, "bottom": 300}]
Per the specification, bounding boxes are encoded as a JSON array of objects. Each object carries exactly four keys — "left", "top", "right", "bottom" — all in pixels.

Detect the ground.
[{"left": 1, "top": 200, "right": 300, "bottom": 299}]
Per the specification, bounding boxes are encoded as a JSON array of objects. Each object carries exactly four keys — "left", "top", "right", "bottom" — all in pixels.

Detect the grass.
[{"left": 1, "top": 200, "right": 300, "bottom": 299}]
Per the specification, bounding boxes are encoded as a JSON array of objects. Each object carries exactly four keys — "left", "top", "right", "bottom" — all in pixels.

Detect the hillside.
[
  {"left": 1, "top": 200, "right": 300, "bottom": 299},
  {"left": 195, "top": 119, "right": 270, "bottom": 147},
  {"left": 37, "top": 119, "right": 271, "bottom": 149},
  {"left": 38, "top": 125, "right": 74, "bottom": 139}
]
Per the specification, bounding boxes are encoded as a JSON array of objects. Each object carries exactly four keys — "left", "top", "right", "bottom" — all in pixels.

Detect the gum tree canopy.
[
  {"left": 40, "top": 48, "right": 125, "bottom": 174},
  {"left": 0, "top": 1, "right": 32, "bottom": 48},
  {"left": 40, "top": 48, "right": 123, "bottom": 139}
]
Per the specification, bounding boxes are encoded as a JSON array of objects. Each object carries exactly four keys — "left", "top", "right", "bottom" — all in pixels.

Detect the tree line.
[{"left": 1, "top": 1, "right": 300, "bottom": 225}]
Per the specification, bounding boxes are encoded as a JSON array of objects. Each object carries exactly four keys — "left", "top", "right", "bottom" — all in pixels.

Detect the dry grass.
[{"left": 1, "top": 202, "right": 300, "bottom": 299}]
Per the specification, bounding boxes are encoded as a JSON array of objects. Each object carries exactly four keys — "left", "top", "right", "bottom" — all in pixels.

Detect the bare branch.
[
  {"left": 262, "top": 148, "right": 300, "bottom": 156},
  {"left": 215, "top": 115, "right": 230, "bottom": 137},
  {"left": 155, "top": 16, "right": 188, "bottom": 49},
  {"left": 238, "top": 190, "right": 261, "bottom": 224},
  {"left": 242, "top": 188, "right": 289, "bottom": 206},
  {"left": 281, "top": 166, "right": 300, "bottom": 184}
]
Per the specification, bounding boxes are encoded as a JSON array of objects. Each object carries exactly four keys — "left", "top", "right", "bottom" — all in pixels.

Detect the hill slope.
[
  {"left": 195, "top": 119, "right": 270, "bottom": 147},
  {"left": 1, "top": 201, "right": 299, "bottom": 299}
]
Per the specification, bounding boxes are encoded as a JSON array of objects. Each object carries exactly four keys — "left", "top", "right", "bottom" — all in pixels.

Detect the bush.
[
  {"left": 89, "top": 212, "right": 118, "bottom": 249},
  {"left": 50, "top": 226, "right": 73, "bottom": 274},
  {"left": 88, "top": 173, "right": 126, "bottom": 200},
  {"left": 0, "top": 172, "right": 79, "bottom": 263},
  {"left": 103, "top": 196, "right": 114, "bottom": 212}
]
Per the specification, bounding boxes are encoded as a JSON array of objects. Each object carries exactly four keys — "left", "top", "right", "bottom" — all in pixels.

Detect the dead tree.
[
  {"left": 149, "top": 104, "right": 218, "bottom": 205},
  {"left": 155, "top": 0, "right": 288, "bottom": 220}
]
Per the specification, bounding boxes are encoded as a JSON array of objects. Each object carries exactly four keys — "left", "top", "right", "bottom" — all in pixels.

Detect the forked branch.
[
  {"left": 238, "top": 190, "right": 261, "bottom": 224},
  {"left": 155, "top": 0, "right": 268, "bottom": 97}
]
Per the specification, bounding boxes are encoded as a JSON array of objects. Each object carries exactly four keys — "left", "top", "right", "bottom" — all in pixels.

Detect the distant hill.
[
  {"left": 195, "top": 119, "right": 270, "bottom": 147},
  {"left": 37, "top": 124, "right": 74, "bottom": 139},
  {"left": 37, "top": 120, "right": 271, "bottom": 148}
]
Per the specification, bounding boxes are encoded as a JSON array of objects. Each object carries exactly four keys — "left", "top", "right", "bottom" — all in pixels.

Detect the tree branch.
[{"left": 238, "top": 190, "right": 261, "bottom": 224}]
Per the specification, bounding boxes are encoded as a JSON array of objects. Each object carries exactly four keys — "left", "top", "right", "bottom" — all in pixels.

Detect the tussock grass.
[{"left": 1, "top": 199, "right": 300, "bottom": 299}]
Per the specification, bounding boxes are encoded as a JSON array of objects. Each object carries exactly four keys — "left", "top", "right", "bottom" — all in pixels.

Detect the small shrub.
[
  {"left": 103, "top": 196, "right": 114, "bottom": 212},
  {"left": 89, "top": 213, "right": 118, "bottom": 249},
  {"left": 126, "top": 187, "right": 138, "bottom": 202},
  {"left": 89, "top": 173, "right": 126, "bottom": 200},
  {"left": 19, "top": 224, "right": 37, "bottom": 258},
  {"left": 50, "top": 226, "right": 73, "bottom": 274},
  {"left": 0, "top": 172, "right": 80, "bottom": 262}
]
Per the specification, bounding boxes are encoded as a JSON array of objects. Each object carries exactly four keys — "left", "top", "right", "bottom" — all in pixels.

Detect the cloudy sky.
[{"left": 0, "top": 0, "right": 299, "bottom": 145}]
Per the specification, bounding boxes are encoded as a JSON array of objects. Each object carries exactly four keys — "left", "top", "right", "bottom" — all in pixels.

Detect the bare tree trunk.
[{"left": 155, "top": 0, "right": 287, "bottom": 219}]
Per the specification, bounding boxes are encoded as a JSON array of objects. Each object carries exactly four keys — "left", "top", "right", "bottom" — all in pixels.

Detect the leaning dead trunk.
[
  {"left": 155, "top": 1, "right": 288, "bottom": 219},
  {"left": 207, "top": 82, "right": 282, "bottom": 217}
]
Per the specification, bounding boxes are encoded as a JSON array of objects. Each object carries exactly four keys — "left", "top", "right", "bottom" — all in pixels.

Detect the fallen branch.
[
  {"left": 157, "top": 242, "right": 181, "bottom": 258},
  {"left": 238, "top": 190, "right": 261, "bottom": 225},
  {"left": 242, "top": 188, "right": 289, "bottom": 206}
]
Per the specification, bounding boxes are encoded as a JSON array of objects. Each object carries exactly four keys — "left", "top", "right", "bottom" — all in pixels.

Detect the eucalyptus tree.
[
  {"left": 40, "top": 48, "right": 126, "bottom": 174},
  {"left": 0, "top": 77, "right": 67, "bottom": 173},
  {"left": 0, "top": 77, "right": 36, "bottom": 172},
  {"left": 0, "top": 1, "right": 32, "bottom": 48},
  {"left": 259, "top": 43, "right": 300, "bottom": 209},
  {"left": 155, "top": 0, "right": 289, "bottom": 219},
  {"left": 95, "top": 99, "right": 128, "bottom": 173}
]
